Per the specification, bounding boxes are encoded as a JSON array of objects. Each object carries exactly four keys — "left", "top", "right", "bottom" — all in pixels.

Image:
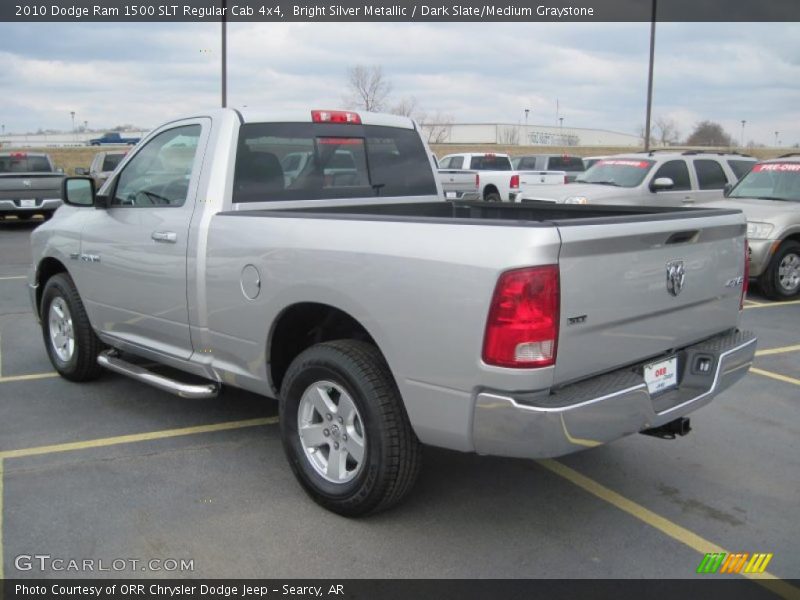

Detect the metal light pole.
[
  {"left": 740, "top": 120, "right": 746, "bottom": 147},
  {"left": 643, "top": 0, "right": 657, "bottom": 151},
  {"left": 559, "top": 117, "right": 564, "bottom": 129},
  {"left": 221, "top": 0, "right": 227, "bottom": 108},
  {"left": 70, "top": 111, "right": 76, "bottom": 141},
  {"left": 524, "top": 108, "right": 529, "bottom": 127},
  {"left": 775, "top": 131, "right": 779, "bottom": 147}
]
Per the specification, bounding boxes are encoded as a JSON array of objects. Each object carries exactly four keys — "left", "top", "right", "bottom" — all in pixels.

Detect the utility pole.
[
  {"left": 221, "top": 0, "right": 227, "bottom": 108},
  {"left": 643, "top": 0, "right": 657, "bottom": 151}
]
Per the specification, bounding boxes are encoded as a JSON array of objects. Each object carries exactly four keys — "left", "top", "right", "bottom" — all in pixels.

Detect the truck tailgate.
[
  {"left": 553, "top": 211, "right": 746, "bottom": 385},
  {"left": 0, "top": 173, "right": 63, "bottom": 199}
]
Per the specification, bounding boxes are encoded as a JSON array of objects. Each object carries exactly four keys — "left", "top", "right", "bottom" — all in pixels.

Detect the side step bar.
[{"left": 97, "top": 350, "right": 219, "bottom": 399}]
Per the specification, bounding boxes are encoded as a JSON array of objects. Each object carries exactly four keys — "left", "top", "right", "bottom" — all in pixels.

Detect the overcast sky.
[{"left": 1, "top": 21, "right": 799, "bottom": 146}]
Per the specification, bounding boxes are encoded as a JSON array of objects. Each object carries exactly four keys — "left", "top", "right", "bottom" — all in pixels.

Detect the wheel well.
[
  {"left": 782, "top": 234, "right": 800, "bottom": 247},
  {"left": 269, "top": 303, "right": 376, "bottom": 394},
  {"left": 35, "top": 257, "right": 68, "bottom": 316},
  {"left": 483, "top": 185, "right": 499, "bottom": 198}
]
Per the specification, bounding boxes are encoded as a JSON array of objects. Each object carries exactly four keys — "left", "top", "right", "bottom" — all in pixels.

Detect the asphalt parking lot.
[{"left": 1, "top": 218, "right": 798, "bottom": 588}]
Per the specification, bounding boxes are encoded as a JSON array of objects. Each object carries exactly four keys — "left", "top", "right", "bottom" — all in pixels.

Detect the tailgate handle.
[{"left": 665, "top": 230, "right": 699, "bottom": 245}]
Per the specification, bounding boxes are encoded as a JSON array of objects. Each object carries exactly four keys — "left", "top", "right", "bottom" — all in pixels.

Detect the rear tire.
[
  {"left": 759, "top": 241, "right": 800, "bottom": 300},
  {"left": 484, "top": 190, "right": 502, "bottom": 203},
  {"left": 279, "top": 340, "right": 421, "bottom": 517},
  {"left": 41, "top": 273, "right": 104, "bottom": 381}
]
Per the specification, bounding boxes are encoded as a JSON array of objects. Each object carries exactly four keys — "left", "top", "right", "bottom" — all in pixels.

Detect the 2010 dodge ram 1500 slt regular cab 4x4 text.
[{"left": 29, "top": 109, "right": 756, "bottom": 516}]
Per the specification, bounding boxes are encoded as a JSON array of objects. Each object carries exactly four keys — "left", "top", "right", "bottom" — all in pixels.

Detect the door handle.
[
  {"left": 151, "top": 231, "right": 177, "bottom": 243},
  {"left": 682, "top": 197, "right": 694, "bottom": 203}
]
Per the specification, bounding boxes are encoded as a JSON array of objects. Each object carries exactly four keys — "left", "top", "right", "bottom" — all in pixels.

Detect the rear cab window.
[
  {"left": 546, "top": 156, "right": 584, "bottom": 171},
  {"left": 0, "top": 154, "right": 52, "bottom": 173},
  {"left": 470, "top": 155, "right": 512, "bottom": 171},
  {"left": 233, "top": 122, "right": 437, "bottom": 203}
]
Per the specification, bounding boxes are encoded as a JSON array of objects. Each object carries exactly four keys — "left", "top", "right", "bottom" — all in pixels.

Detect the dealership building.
[{"left": 422, "top": 122, "right": 642, "bottom": 147}]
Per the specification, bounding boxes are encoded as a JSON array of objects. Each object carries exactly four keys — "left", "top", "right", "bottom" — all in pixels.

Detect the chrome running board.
[{"left": 97, "top": 350, "right": 219, "bottom": 399}]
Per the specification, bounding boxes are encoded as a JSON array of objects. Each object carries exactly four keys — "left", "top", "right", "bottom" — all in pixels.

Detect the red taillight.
[
  {"left": 311, "top": 110, "right": 361, "bottom": 124},
  {"left": 741, "top": 239, "right": 749, "bottom": 310},
  {"left": 510, "top": 174, "right": 520, "bottom": 189},
  {"left": 482, "top": 266, "right": 560, "bottom": 368},
  {"left": 11, "top": 152, "right": 27, "bottom": 159},
  {"left": 476, "top": 173, "right": 480, "bottom": 188},
  {"left": 564, "top": 174, "right": 568, "bottom": 184}
]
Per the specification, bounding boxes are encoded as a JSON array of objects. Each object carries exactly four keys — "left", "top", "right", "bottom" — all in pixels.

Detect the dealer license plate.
[
  {"left": 644, "top": 356, "right": 678, "bottom": 395},
  {"left": 445, "top": 192, "right": 457, "bottom": 199},
  {"left": 20, "top": 199, "right": 37, "bottom": 208}
]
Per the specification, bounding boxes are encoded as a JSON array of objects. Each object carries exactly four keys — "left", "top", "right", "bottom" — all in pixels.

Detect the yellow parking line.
[
  {"left": 0, "top": 417, "right": 278, "bottom": 460},
  {"left": 755, "top": 344, "right": 800, "bottom": 357},
  {"left": 744, "top": 299, "right": 800, "bottom": 309},
  {"left": 0, "top": 276, "right": 26, "bottom": 281},
  {"left": 749, "top": 368, "right": 800, "bottom": 387},
  {"left": 539, "top": 459, "right": 799, "bottom": 599},
  {"left": 744, "top": 299, "right": 766, "bottom": 306},
  {"left": 0, "top": 458, "right": 4, "bottom": 581},
  {"left": 0, "top": 372, "right": 59, "bottom": 384}
]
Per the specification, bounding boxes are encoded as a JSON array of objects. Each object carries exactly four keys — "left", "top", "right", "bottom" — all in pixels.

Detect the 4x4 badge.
[{"left": 666, "top": 260, "right": 685, "bottom": 296}]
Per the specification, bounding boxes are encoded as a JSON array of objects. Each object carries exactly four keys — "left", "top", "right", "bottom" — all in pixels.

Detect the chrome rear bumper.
[{"left": 472, "top": 330, "right": 757, "bottom": 459}]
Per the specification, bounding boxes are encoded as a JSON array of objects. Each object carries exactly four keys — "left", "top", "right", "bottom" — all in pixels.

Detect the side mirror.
[
  {"left": 723, "top": 183, "right": 733, "bottom": 197},
  {"left": 651, "top": 177, "right": 675, "bottom": 191},
  {"left": 74, "top": 167, "right": 88, "bottom": 176},
  {"left": 61, "top": 177, "right": 96, "bottom": 207}
]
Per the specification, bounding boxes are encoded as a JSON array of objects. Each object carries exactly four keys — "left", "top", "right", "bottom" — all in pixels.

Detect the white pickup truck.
[{"left": 31, "top": 108, "right": 756, "bottom": 516}]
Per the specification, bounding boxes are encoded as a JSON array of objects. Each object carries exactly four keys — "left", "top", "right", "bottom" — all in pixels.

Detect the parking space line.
[
  {"left": 755, "top": 344, "right": 800, "bottom": 357},
  {"left": 749, "top": 368, "right": 800, "bottom": 387},
  {"left": 0, "top": 417, "right": 278, "bottom": 461},
  {"left": 538, "top": 459, "right": 799, "bottom": 599},
  {"left": 744, "top": 299, "right": 766, "bottom": 306},
  {"left": 0, "top": 458, "right": 4, "bottom": 581},
  {"left": 0, "top": 371, "right": 58, "bottom": 384},
  {"left": 744, "top": 299, "right": 800, "bottom": 309}
]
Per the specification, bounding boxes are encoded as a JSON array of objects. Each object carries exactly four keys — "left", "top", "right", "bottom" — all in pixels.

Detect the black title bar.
[{"left": 2, "top": 0, "right": 799, "bottom": 22}]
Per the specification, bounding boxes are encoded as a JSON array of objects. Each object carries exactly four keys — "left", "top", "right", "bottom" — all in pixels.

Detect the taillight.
[
  {"left": 476, "top": 173, "right": 480, "bottom": 188},
  {"left": 311, "top": 110, "right": 361, "bottom": 124},
  {"left": 741, "top": 239, "right": 749, "bottom": 310},
  {"left": 482, "top": 266, "right": 560, "bottom": 368},
  {"left": 11, "top": 152, "right": 27, "bottom": 159},
  {"left": 564, "top": 175, "right": 568, "bottom": 184},
  {"left": 510, "top": 174, "right": 520, "bottom": 189}
]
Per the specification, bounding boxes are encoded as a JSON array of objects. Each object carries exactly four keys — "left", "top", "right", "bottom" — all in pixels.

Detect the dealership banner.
[{"left": 2, "top": 0, "right": 799, "bottom": 22}]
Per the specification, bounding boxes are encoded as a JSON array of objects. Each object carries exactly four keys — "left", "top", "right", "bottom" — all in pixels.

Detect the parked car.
[
  {"left": 511, "top": 154, "right": 586, "bottom": 182},
  {"left": 716, "top": 154, "right": 800, "bottom": 299},
  {"left": 88, "top": 132, "right": 141, "bottom": 146},
  {"left": 76, "top": 151, "right": 128, "bottom": 187},
  {"left": 30, "top": 108, "right": 755, "bottom": 516},
  {"left": 519, "top": 151, "right": 757, "bottom": 206},
  {"left": 0, "top": 152, "right": 64, "bottom": 220}
]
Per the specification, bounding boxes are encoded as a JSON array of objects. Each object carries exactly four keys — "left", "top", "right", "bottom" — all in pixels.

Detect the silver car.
[
  {"left": 718, "top": 154, "right": 800, "bottom": 299},
  {"left": 520, "top": 151, "right": 756, "bottom": 207}
]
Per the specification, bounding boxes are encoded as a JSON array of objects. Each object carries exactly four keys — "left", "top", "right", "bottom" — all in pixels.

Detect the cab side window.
[
  {"left": 694, "top": 159, "right": 729, "bottom": 190},
  {"left": 652, "top": 160, "right": 691, "bottom": 191},
  {"left": 112, "top": 125, "right": 201, "bottom": 207}
]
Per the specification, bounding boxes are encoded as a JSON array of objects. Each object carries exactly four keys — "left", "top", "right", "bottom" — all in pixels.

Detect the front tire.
[
  {"left": 41, "top": 273, "right": 104, "bottom": 381},
  {"left": 279, "top": 340, "right": 421, "bottom": 517},
  {"left": 759, "top": 241, "right": 800, "bottom": 300}
]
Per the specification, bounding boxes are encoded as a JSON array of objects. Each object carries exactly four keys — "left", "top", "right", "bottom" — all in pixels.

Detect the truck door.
[{"left": 76, "top": 119, "right": 210, "bottom": 359}]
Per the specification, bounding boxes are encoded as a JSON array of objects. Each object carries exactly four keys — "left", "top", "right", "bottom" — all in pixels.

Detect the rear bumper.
[
  {"left": 0, "top": 198, "right": 62, "bottom": 214},
  {"left": 472, "top": 329, "right": 757, "bottom": 459}
]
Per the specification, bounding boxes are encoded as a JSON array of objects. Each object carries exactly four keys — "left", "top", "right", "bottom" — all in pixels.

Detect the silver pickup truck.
[{"left": 29, "top": 109, "right": 756, "bottom": 516}]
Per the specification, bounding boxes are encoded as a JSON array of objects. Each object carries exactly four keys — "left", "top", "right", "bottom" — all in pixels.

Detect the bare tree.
[
  {"left": 654, "top": 116, "right": 680, "bottom": 146},
  {"left": 498, "top": 125, "right": 520, "bottom": 145},
  {"left": 419, "top": 111, "right": 454, "bottom": 144},
  {"left": 390, "top": 96, "right": 419, "bottom": 118},
  {"left": 344, "top": 65, "right": 392, "bottom": 112}
]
